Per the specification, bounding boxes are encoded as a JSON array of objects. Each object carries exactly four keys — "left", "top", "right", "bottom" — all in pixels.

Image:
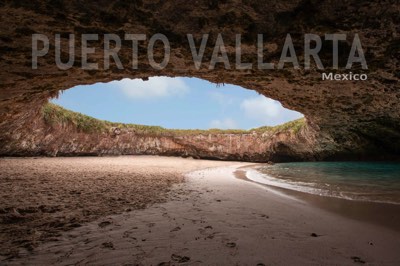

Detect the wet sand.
[
  {"left": 235, "top": 167, "right": 400, "bottom": 232},
  {"left": 1, "top": 156, "right": 400, "bottom": 265}
]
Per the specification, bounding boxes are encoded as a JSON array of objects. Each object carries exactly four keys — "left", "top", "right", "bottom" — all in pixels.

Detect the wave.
[{"left": 246, "top": 164, "right": 400, "bottom": 205}]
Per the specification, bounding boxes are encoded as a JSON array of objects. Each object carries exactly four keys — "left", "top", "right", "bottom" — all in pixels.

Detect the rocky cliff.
[
  {"left": 0, "top": 0, "right": 399, "bottom": 161},
  {"left": 1, "top": 103, "right": 318, "bottom": 162}
]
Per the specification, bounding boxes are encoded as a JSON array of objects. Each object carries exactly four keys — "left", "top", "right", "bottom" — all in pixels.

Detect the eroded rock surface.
[
  {"left": 0, "top": 104, "right": 317, "bottom": 162},
  {"left": 0, "top": 0, "right": 399, "bottom": 161}
]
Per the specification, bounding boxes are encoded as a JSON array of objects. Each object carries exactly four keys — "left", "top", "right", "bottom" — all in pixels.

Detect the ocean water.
[{"left": 249, "top": 162, "right": 400, "bottom": 204}]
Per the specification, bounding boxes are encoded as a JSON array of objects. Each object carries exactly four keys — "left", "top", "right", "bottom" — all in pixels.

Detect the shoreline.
[
  {"left": 3, "top": 156, "right": 400, "bottom": 265},
  {"left": 235, "top": 165, "right": 400, "bottom": 232}
]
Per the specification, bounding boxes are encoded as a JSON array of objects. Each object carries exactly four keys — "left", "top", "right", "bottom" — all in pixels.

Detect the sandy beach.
[
  {"left": 0, "top": 156, "right": 235, "bottom": 260},
  {"left": 1, "top": 156, "right": 400, "bottom": 265}
]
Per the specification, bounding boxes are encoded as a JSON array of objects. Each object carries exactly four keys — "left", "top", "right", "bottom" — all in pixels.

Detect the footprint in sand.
[
  {"left": 98, "top": 221, "right": 112, "bottom": 228},
  {"left": 198, "top": 225, "right": 215, "bottom": 238},
  {"left": 101, "top": 242, "right": 114, "bottom": 250},
  {"left": 351, "top": 256, "right": 366, "bottom": 264},
  {"left": 205, "top": 232, "right": 217, "bottom": 240},
  {"left": 170, "top": 226, "right": 181, "bottom": 232},
  {"left": 171, "top": 254, "right": 190, "bottom": 263},
  {"left": 147, "top": 222, "right": 155, "bottom": 228},
  {"left": 157, "top": 262, "right": 171, "bottom": 266},
  {"left": 253, "top": 212, "right": 270, "bottom": 219},
  {"left": 225, "top": 242, "right": 237, "bottom": 248},
  {"left": 122, "top": 231, "right": 137, "bottom": 243}
]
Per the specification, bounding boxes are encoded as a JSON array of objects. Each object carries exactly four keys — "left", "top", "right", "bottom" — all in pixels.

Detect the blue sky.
[{"left": 52, "top": 77, "right": 303, "bottom": 130}]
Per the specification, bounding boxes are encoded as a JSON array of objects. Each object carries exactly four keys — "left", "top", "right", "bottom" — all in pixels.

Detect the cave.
[
  {"left": 1, "top": 0, "right": 399, "bottom": 161},
  {"left": 2, "top": 1, "right": 400, "bottom": 264}
]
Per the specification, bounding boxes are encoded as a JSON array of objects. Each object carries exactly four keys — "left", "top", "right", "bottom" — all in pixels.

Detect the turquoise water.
[{"left": 253, "top": 162, "right": 400, "bottom": 204}]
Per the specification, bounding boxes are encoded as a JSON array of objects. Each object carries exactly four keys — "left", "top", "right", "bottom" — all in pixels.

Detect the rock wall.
[
  {"left": 0, "top": 104, "right": 321, "bottom": 162},
  {"left": 0, "top": 0, "right": 399, "bottom": 161}
]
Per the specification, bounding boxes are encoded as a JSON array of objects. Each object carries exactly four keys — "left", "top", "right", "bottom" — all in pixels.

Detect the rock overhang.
[{"left": 0, "top": 0, "right": 399, "bottom": 161}]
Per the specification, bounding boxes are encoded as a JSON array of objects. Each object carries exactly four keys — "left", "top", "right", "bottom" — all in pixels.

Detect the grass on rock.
[{"left": 42, "top": 103, "right": 305, "bottom": 136}]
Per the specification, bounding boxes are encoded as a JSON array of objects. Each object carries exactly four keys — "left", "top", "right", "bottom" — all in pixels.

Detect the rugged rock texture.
[
  {"left": 0, "top": 0, "right": 399, "bottom": 161},
  {"left": 0, "top": 104, "right": 315, "bottom": 162}
]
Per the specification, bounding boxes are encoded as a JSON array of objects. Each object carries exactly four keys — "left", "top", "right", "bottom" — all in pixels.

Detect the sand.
[
  {"left": 1, "top": 156, "right": 400, "bottom": 265},
  {"left": 235, "top": 167, "right": 400, "bottom": 232},
  {"left": 0, "top": 156, "right": 234, "bottom": 259}
]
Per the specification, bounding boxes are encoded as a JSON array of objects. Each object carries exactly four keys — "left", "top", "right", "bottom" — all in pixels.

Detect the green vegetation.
[
  {"left": 42, "top": 103, "right": 111, "bottom": 133},
  {"left": 42, "top": 103, "right": 305, "bottom": 135},
  {"left": 251, "top": 119, "right": 305, "bottom": 135}
]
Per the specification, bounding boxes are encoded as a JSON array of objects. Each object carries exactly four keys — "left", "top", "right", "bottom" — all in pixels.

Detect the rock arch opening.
[
  {"left": 51, "top": 77, "right": 303, "bottom": 130},
  {"left": 11, "top": 76, "right": 305, "bottom": 162},
  {"left": 0, "top": 0, "right": 399, "bottom": 161}
]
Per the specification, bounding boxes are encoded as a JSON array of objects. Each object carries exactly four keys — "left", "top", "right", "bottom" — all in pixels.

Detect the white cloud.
[
  {"left": 210, "top": 118, "right": 238, "bottom": 129},
  {"left": 240, "top": 95, "right": 303, "bottom": 126},
  {"left": 208, "top": 91, "right": 235, "bottom": 106},
  {"left": 114, "top": 77, "right": 189, "bottom": 99},
  {"left": 241, "top": 96, "right": 280, "bottom": 118}
]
